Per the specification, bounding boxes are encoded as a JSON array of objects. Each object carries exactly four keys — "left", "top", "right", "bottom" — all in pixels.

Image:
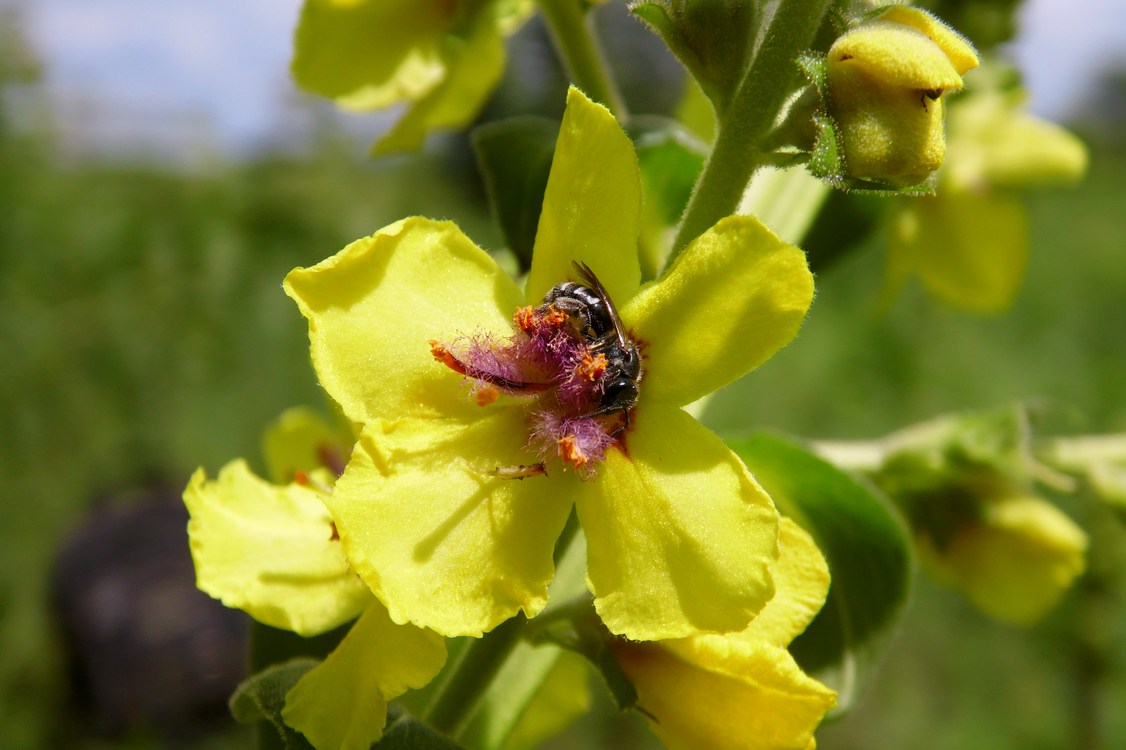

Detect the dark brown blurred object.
[{"left": 51, "top": 486, "right": 249, "bottom": 741}]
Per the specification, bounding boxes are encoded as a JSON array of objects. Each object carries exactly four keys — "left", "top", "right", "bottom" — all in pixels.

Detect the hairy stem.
[
  {"left": 538, "top": 0, "right": 628, "bottom": 119},
  {"left": 669, "top": 0, "right": 831, "bottom": 262}
]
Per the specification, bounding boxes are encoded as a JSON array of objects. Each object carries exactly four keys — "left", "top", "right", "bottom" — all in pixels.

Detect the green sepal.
[
  {"left": 796, "top": 52, "right": 830, "bottom": 104},
  {"left": 875, "top": 404, "right": 1033, "bottom": 496},
  {"left": 229, "top": 659, "right": 319, "bottom": 750},
  {"left": 872, "top": 404, "right": 1040, "bottom": 545},
  {"left": 728, "top": 433, "right": 912, "bottom": 715},
  {"left": 378, "top": 704, "right": 466, "bottom": 750},
  {"left": 526, "top": 603, "right": 638, "bottom": 712},
  {"left": 807, "top": 114, "right": 844, "bottom": 187},
  {"left": 629, "top": 0, "right": 756, "bottom": 114},
  {"left": 471, "top": 116, "right": 560, "bottom": 271}
]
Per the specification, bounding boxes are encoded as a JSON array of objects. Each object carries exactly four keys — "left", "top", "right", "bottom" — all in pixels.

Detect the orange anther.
[
  {"left": 544, "top": 305, "right": 567, "bottom": 327},
  {"left": 576, "top": 352, "right": 608, "bottom": 381},
  {"left": 430, "top": 339, "right": 452, "bottom": 362},
  {"left": 557, "top": 434, "right": 589, "bottom": 468},
  {"left": 430, "top": 339, "right": 468, "bottom": 375},
  {"left": 514, "top": 306, "right": 537, "bottom": 331},
  {"left": 476, "top": 386, "right": 500, "bottom": 406},
  {"left": 294, "top": 470, "right": 311, "bottom": 487}
]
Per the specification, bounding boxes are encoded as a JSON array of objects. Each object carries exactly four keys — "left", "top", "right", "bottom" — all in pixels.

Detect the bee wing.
[{"left": 573, "top": 261, "right": 629, "bottom": 350}]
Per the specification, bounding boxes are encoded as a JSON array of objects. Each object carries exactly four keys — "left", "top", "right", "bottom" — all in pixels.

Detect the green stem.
[
  {"left": 423, "top": 616, "right": 526, "bottom": 737},
  {"left": 1040, "top": 434, "right": 1126, "bottom": 471},
  {"left": 669, "top": 0, "right": 831, "bottom": 261},
  {"left": 810, "top": 439, "right": 887, "bottom": 473},
  {"left": 420, "top": 511, "right": 583, "bottom": 740},
  {"left": 537, "top": 0, "right": 628, "bottom": 120}
]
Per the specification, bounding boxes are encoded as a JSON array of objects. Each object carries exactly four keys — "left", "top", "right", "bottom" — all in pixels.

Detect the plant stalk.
[
  {"left": 537, "top": 0, "right": 629, "bottom": 119},
  {"left": 669, "top": 0, "right": 831, "bottom": 262}
]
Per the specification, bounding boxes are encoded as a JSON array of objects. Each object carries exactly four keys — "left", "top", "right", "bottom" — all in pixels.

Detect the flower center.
[{"left": 430, "top": 264, "right": 643, "bottom": 476}]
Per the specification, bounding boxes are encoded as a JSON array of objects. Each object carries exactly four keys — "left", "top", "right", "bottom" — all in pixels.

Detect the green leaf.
[
  {"left": 630, "top": 0, "right": 756, "bottom": 113},
  {"left": 629, "top": 2, "right": 674, "bottom": 36},
  {"left": 728, "top": 433, "right": 912, "bottom": 715},
  {"left": 630, "top": 116, "right": 708, "bottom": 278},
  {"left": 229, "top": 659, "right": 319, "bottom": 750},
  {"left": 471, "top": 117, "right": 559, "bottom": 271},
  {"left": 378, "top": 704, "right": 465, "bottom": 750}
]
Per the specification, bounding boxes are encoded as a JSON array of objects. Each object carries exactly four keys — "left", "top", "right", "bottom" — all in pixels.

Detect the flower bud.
[
  {"left": 870, "top": 405, "right": 1087, "bottom": 624},
  {"left": 916, "top": 494, "right": 1087, "bottom": 625},
  {"left": 826, "top": 7, "right": 978, "bottom": 186}
]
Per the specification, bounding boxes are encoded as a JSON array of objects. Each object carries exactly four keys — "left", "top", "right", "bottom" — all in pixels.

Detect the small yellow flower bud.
[
  {"left": 917, "top": 495, "right": 1087, "bottom": 625},
  {"left": 827, "top": 8, "right": 978, "bottom": 186}
]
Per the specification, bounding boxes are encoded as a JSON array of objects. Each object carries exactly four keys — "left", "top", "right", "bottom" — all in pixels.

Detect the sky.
[{"left": 16, "top": 0, "right": 1126, "bottom": 158}]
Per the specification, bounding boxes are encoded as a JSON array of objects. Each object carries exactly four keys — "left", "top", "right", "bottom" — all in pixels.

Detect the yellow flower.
[
  {"left": 827, "top": 6, "right": 978, "bottom": 186},
  {"left": 291, "top": 0, "right": 533, "bottom": 154},
  {"left": 184, "top": 408, "right": 447, "bottom": 750},
  {"left": 184, "top": 458, "right": 372, "bottom": 635},
  {"left": 283, "top": 88, "right": 815, "bottom": 641},
  {"left": 917, "top": 494, "right": 1087, "bottom": 625},
  {"left": 613, "top": 519, "right": 836, "bottom": 750},
  {"left": 885, "top": 81, "right": 1088, "bottom": 312}
]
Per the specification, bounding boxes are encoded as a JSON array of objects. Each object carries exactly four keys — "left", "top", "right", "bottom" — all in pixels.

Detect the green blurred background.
[{"left": 2, "top": 2, "right": 1125, "bottom": 748}]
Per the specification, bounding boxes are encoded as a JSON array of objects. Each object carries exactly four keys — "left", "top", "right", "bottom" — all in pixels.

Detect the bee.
[{"left": 543, "top": 261, "right": 643, "bottom": 434}]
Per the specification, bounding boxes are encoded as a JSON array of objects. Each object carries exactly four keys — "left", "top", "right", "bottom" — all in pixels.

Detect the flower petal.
[
  {"left": 525, "top": 87, "right": 642, "bottom": 306},
  {"left": 922, "top": 495, "right": 1087, "bottom": 624},
  {"left": 576, "top": 404, "right": 779, "bottom": 640},
  {"left": 284, "top": 217, "right": 524, "bottom": 424},
  {"left": 614, "top": 637, "right": 835, "bottom": 750},
  {"left": 891, "top": 191, "right": 1027, "bottom": 313},
  {"left": 291, "top": 0, "right": 448, "bottom": 110},
  {"left": 736, "top": 518, "right": 830, "bottom": 649},
  {"left": 372, "top": 17, "right": 506, "bottom": 155},
  {"left": 283, "top": 601, "right": 447, "bottom": 750},
  {"left": 878, "top": 6, "right": 979, "bottom": 75},
  {"left": 183, "top": 460, "right": 370, "bottom": 636},
  {"left": 625, "top": 215, "right": 813, "bottom": 407},
  {"left": 829, "top": 23, "right": 963, "bottom": 91},
  {"left": 327, "top": 411, "right": 576, "bottom": 637}
]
